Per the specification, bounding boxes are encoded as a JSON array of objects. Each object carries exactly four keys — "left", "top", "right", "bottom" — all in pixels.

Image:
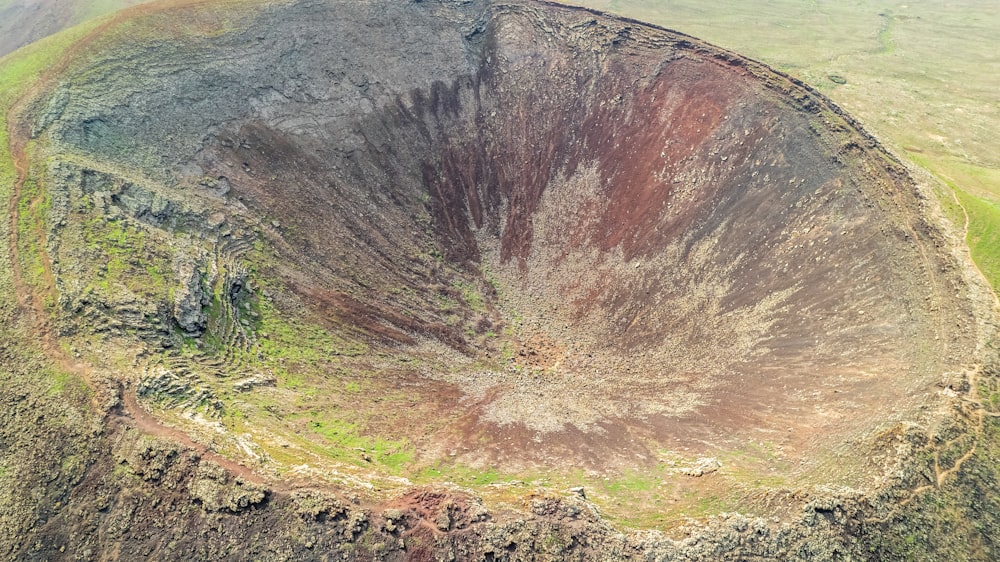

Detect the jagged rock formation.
[{"left": 1, "top": 0, "right": 998, "bottom": 560}]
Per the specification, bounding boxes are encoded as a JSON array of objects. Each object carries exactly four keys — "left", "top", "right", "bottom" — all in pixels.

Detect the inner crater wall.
[{"left": 36, "top": 0, "right": 979, "bottom": 470}]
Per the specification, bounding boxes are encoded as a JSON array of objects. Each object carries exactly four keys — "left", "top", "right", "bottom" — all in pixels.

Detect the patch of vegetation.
[
  {"left": 44, "top": 365, "right": 92, "bottom": 400},
  {"left": 15, "top": 176, "right": 52, "bottom": 305},
  {"left": 415, "top": 463, "right": 507, "bottom": 487},
  {"left": 600, "top": 471, "right": 658, "bottom": 495},
  {"left": 683, "top": 492, "right": 732, "bottom": 518},
  {"left": 875, "top": 12, "right": 896, "bottom": 55},
  {"left": 933, "top": 186, "right": 969, "bottom": 235},
  {"left": 452, "top": 280, "right": 486, "bottom": 312},
  {"left": 956, "top": 190, "right": 1000, "bottom": 291},
  {"left": 299, "top": 412, "right": 414, "bottom": 473},
  {"left": 80, "top": 215, "right": 171, "bottom": 298}
]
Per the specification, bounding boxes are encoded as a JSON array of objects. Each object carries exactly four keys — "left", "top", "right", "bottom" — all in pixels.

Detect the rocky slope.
[{"left": 2, "top": 0, "right": 998, "bottom": 559}]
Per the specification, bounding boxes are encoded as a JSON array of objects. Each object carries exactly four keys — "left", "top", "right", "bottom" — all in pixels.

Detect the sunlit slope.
[{"left": 558, "top": 0, "right": 1000, "bottom": 292}]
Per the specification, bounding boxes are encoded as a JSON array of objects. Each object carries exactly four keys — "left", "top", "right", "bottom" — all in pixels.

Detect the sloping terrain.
[
  {"left": 0, "top": 0, "right": 150, "bottom": 59},
  {"left": 559, "top": 0, "right": 1000, "bottom": 296},
  {"left": 1, "top": 0, "right": 998, "bottom": 560}
]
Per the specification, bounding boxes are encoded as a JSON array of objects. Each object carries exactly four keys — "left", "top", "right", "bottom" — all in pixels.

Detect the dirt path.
[
  {"left": 0, "top": 0, "right": 411, "bottom": 504},
  {"left": 4, "top": 3, "right": 141, "bottom": 412},
  {"left": 896, "top": 179, "right": 1000, "bottom": 499},
  {"left": 119, "top": 385, "right": 266, "bottom": 484},
  {"left": 948, "top": 184, "right": 1000, "bottom": 310},
  {"left": 3, "top": 0, "right": 280, "bottom": 482},
  {"left": 900, "top": 364, "right": 993, "bottom": 508}
]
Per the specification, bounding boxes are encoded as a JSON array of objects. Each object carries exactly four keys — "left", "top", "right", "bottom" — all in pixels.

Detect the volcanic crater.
[{"left": 28, "top": 0, "right": 982, "bottom": 508}]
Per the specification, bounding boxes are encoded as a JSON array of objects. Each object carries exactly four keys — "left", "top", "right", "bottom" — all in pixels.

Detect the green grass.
[
  {"left": 254, "top": 295, "right": 368, "bottom": 364},
  {"left": 415, "top": 463, "right": 506, "bottom": 487},
  {"left": 601, "top": 471, "right": 658, "bottom": 495},
  {"left": 957, "top": 190, "right": 1000, "bottom": 291},
  {"left": 297, "top": 413, "right": 414, "bottom": 473},
  {"left": 908, "top": 151, "right": 1000, "bottom": 292},
  {"left": 45, "top": 365, "right": 92, "bottom": 399},
  {"left": 74, "top": 0, "right": 149, "bottom": 24},
  {"left": 875, "top": 12, "right": 896, "bottom": 55},
  {"left": 452, "top": 280, "right": 486, "bottom": 312}
]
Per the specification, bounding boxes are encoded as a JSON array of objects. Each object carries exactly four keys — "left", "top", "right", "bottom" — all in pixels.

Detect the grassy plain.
[{"left": 558, "top": 0, "right": 1000, "bottom": 291}]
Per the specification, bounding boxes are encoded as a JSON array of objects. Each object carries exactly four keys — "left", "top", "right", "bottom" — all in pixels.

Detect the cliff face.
[{"left": 2, "top": 0, "right": 998, "bottom": 560}]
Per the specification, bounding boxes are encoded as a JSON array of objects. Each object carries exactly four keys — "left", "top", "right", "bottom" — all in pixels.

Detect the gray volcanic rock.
[{"left": 172, "top": 250, "right": 212, "bottom": 336}]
